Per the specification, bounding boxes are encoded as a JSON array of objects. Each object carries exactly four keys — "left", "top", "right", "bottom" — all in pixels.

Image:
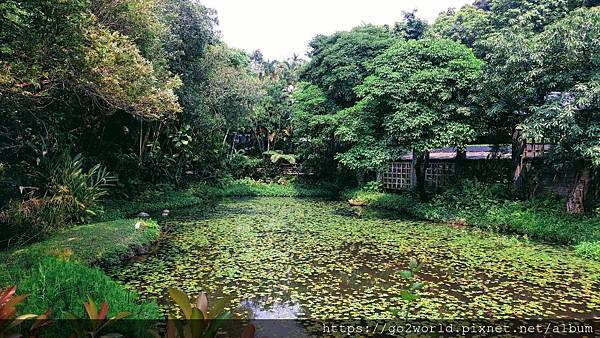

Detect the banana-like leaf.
[
  {"left": 189, "top": 308, "right": 204, "bottom": 338},
  {"left": 98, "top": 302, "right": 109, "bottom": 321},
  {"left": 0, "top": 286, "right": 17, "bottom": 306},
  {"left": 97, "top": 311, "right": 131, "bottom": 334},
  {"left": 84, "top": 296, "right": 98, "bottom": 320},
  {"left": 169, "top": 288, "right": 192, "bottom": 319}
]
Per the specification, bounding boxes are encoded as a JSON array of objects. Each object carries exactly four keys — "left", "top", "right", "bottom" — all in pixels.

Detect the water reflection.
[{"left": 240, "top": 299, "right": 309, "bottom": 337}]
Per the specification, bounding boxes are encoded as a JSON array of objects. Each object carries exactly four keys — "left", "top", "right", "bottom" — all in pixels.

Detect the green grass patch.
[
  {"left": 17, "top": 257, "right": 160, "bottom": 335},
  {"left": 191, "top": 178, "right": 337, "bottom": 198},
  {"left": 0, "top": 218, "right": 161, "bottom": 325},
  {"left": 100, "top": 188, "right": 202, "bottom": 221},
  {"left": 0, "top": 218, "right": 159, "bottom": 277},
  {"left": 575, "top": 242, "right": 600, "bottom": 260}
]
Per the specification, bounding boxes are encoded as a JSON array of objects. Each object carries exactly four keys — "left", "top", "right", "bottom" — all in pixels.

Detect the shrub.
[
  {"left": 197, "top": 178, "right": 336, "bottom": 198},
  {"left": 1, "top": 153, "right": 115, "bottom": 241},
  {"left": 363, "top": 180, "right": 383, "bottom": 193},
  {"left": 41, "top": 152, "right": 115, "bottom": 223},
  {"left": 575, "top": 242, "right": 600, "bottom": 261},
  {"left": 225, "top": 151, "right": 263, "bottom": 179}
]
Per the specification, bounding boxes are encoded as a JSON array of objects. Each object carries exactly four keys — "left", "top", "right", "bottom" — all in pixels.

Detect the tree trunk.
[
  {"left": 512, "top": 128, "right": 526, "bottom": 196},
  {"left": 566, "top": 164, "right": 591, "bottom": 214},
  {"left": 413, "top": 150, "right": 429, "bottom": 200},
  {"left": 455, "top": 147, "right": 467, "bottom": 177},
  {"left": 356, "top": 169, "right": 366, "bottom": 187}
]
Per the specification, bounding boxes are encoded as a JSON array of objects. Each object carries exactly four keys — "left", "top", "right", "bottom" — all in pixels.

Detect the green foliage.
[
  {"left": 224, "top": 151, "right": 263, "bottom": 180},
  {"left": 0, "top": 215, "right": 161, "bottom": 334},
  {"left": 345, "top": 181, "right": 600, "bottom": 247},
  {"left": 192, "top": 178, "right": 336, "bottom": 198},
  {"left": 301, "top": 25, "right": 397, "bottom": 107},
  {"left": 520, "top": 8, "right": 600, "bottom": 167},
  {"left": 363, "top": 180, "right": 384, "bottom": 193},
  {"left": 357, "top": 38, "right": 483, "bottom": 153},
  {"left": 65, "top": 295, "right": 131, "bottom": 338},
  {"left": 392, "top": 10, "right": 428, "bottom": 40},
  {"left": 17, "top": 258, "right": 160, "bottom": 334},
  {"left": 335, "top": 38, "right": 482, "bottom": 181},
  {"left": 1, "top": 153, "right": 115, "bottom": 242},
  {"left": 251, "top": 53, "right": 303, "bottom": 154},
  {"left": 291, "top": 82, "right": 341, "bottom": 178},
  {"left": 488, "top": 0, "right": 588, "bottom": 32},
  {"left": 426, "top": 5, "right": 492, "bottom": 51},
  {"left": 263, "top": 150, "right": 297, "bottom": 164},
  {"left": 575, "top": 241, "right": 600, "bottom": 260},
  {"left": 396, "top": 258, "right": 425, "bottom": 319},
  {"left": 160, "top": 288, "right": 231, "bottom": 338},
  {"left": 0, "top": 218, "right": 160, "bottom": 279}
]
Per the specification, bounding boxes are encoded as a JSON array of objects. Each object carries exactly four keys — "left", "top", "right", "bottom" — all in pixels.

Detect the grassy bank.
[
  {"left": 0, "top": 218, "right": 162, "bottom": 335},
  {"left": 98, "top": 178, "right": 336, "bottom": 222},
  {"left": 343, "top": 182, "right": 600, "bottom": 259},
  {"left": 191, "top": 178, "right": 337, "bottom": 198}
]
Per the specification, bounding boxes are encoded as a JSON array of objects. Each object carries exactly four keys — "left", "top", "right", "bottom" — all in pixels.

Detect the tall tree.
[
  {"left": 393, "top": 10, "right": 428, "bottom": 40},
  {"left": 347, "top": 39, "right": 483, "bottom": 197},
  {"left": 300, "top": 25, "right": 397, "bottom": 108},
  {"left": 520, "top": 8, "right": 600, "bottom": 212}
]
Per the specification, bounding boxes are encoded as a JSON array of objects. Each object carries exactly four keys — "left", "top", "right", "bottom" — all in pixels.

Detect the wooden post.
[
  {"left": 411, "top": 149, "right": 417, "bottom": 189},
  {"left": 512, "top": 129, "right": 526, "bottom": 195}
]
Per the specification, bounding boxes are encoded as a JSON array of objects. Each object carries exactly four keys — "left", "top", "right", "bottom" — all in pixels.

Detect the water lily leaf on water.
[{"left": 109, "top": 197, "right": 600, "bottom": 321}]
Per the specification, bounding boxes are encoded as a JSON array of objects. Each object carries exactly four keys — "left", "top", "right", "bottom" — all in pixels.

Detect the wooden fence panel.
[
  {"left": 382, "top": 161, "right": 457, "bottom": 191},
  {"left": 382, "top": 162, "right": 413, "bottom": 190}
]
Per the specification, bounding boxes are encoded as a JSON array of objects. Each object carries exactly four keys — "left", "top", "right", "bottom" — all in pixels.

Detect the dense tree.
[
  {"left": 393, "top": 10, "right": 429, "bottom": 40},
  {"left": 488, "top": 0, "right": 590, "bottom": 32},
  {"left": 292, "top": 83, "right": 342, "bottom": 178},
  {"left": 300, "top": 25, "right": 397, "bottom": 108},
  {"left": 426, "top": 5, "right": 491, "bottom": 51},
  {"left": 342, "top": 39, "right": 483, "bottom": 196},
  {"left": 247, "top": 52, "right": 304, "bottom": 155}
]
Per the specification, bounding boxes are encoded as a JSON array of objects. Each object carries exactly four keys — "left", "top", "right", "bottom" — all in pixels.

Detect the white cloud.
[{"left": 200, "top": 0, "right": 473, "bottom": 60}]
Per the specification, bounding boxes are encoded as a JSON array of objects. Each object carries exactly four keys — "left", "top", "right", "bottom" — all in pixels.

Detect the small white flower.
[{"left": 135, "top": 222, "right": 142, "bottom": 230}]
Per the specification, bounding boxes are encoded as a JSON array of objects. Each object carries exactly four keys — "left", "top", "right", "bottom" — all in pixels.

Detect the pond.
[{"left": 108, "top": 197, "right": 600, "bottom": 320}]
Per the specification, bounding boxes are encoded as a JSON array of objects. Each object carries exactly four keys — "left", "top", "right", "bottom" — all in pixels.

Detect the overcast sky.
[{"left": 200, "top": 0, "right": 473, "bottom": 60}]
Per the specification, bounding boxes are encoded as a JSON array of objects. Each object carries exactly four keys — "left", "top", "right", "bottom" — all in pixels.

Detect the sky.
[{"left": 200, "top": 0, "right": 473, "bottom": 60}]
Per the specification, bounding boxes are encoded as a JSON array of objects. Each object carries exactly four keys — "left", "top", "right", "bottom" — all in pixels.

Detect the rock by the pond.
[
  {"left": 161, "top": 209, "right": 170, "bottom": 217},
  {"left": 136, "top": 212, "right": 150, "bottom": 219},
  {"left": 348, "top": 199, "right": 368, "bottom": 207}
]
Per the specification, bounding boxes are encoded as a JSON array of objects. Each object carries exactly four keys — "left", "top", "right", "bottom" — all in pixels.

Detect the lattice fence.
[
  {"left": 382, "top": 161, "right": 457, "bottom": 190},
  {"left": 425, "top": 162, "right": 456, "bottom": 188},
  {"left": 382, "top": 162, "right": 412, "bottom": 190}
]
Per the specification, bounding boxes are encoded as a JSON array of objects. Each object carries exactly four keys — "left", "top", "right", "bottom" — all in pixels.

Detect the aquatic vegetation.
[
  {"left": 395, "top": 257, "right": 425, "bottom": 319},
  {"left": 110, "top": 197, "right": 600, "bottom": 321}
]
